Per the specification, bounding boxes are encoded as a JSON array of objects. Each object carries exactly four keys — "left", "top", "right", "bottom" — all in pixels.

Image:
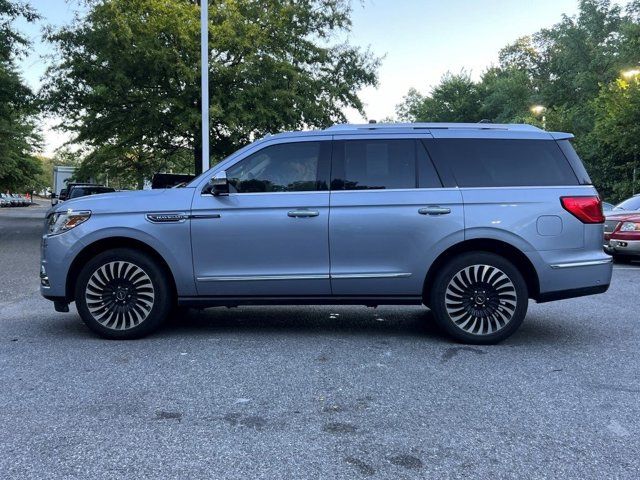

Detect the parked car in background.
[
  {"left": 604, "top": 213, "right": 640, "bottom": 262},
  {"left": 604, "top": 194, "right": 640, "bottom": 251},
  {"left": 611, "top": 194, "right": 640, "bottom": 213},
  {"left": 151, "top": 173, "right": 195, "bottom": 189},
  {"left": 602, "top": 201, "right": 614, "bottom": 212},
  {"left": 0, "top": 193, "right": 31, "bottom": 207},
  {"left": 67, "top": 185, "right": 115, "bottom": 200},
  {"left": 41, "top": 123, "right": 611, "bottom": 344},
  {"left": 54, "top": 183, "right": 96, "bottom": 204},
  {"left": 56, "top": 188, "right": 68, "bottom": 203}
]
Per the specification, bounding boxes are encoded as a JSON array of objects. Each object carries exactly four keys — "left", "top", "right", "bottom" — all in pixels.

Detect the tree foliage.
[
  {"left": 585, "top": 77, "right": 640, "bottom": 199},
  {"left": 395, "top": 0, "right": 640, "bottom": 201},
  {"left": 42, "top": 0, "right": 379, "bottom": 188},
  {"left": 0, "top": 0, "right": 43, "bottom": 192}
]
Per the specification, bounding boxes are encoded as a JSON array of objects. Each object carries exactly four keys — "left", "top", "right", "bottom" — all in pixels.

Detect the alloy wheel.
[
  {"left": 444, "top": 264, "right": 517, "bottom": 335},
  {"left": 85, "top": 261, "right": 155, "bottom": 330}
]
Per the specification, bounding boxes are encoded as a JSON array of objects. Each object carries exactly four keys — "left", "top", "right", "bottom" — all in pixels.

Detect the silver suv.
[{"left": 40, "top": 123, "right": 612, "bottom": 343}]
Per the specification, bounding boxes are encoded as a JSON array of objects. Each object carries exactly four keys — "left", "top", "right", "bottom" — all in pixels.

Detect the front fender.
[{"left": 67, "top": 219, "right": 197, "bottom": 297}]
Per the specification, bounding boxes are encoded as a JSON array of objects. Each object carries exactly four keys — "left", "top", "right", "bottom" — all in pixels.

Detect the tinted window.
[
  {"left": 426, "top": 139, "right": 579, "bottom": 187},
  {"left": 69, "top": 187, "right": 114, "bottom": 198},
  {"left": 331, "top": 139, "right": 417, "bottom": 190},
  {"left": 556, "top": 140, "right": 591, "bottom": 185},
  {"left": 417, "top": 140, "right": 443, "bottom": 188},
  {"left": 227, "top": 141, "right": 328, "bottom": 193}
]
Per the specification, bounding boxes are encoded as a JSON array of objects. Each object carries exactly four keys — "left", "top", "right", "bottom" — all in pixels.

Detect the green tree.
[
  {"left": 585, "top": 76, "right": 640, "bottom": 201},
  {"left": 42, "top": 0, "right": 379, "bottom": 188},
  {"left": 479, "top": 68, "right": 534, "bottom": 124},
  {"left": 395, "top": 0, "right": 640, "bottom": 199},
  {"left": 396, "top": 72, "right": 483, "bottom": 122},
  {"left": 0, "top": 0, "right": 43, "bottom": 193}
]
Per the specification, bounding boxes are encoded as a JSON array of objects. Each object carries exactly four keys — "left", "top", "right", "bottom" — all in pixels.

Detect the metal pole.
[{"left": 200, "top": 0, "right": 209, "bottom": 172}]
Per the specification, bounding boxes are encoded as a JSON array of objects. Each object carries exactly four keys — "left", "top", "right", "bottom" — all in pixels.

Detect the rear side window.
[
  {"left": 331, "top": 139, "right": 416, "bottom": 190},
  {"left": 331, "top": 139, "right": 442, "bottom": 190},
  {"left": 426, "top": 139, "right": 579, "bottom": 187},
  {"left": 556, "top": 140, "right": 592, "bottom": 185}
]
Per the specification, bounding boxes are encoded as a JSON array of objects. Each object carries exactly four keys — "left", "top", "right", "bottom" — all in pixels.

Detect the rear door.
[
  {"left": 328, "top": 134, "right": 465, "bottom": 297},
  {"left": 425, "top": 131, "right": 587, "bottom": 252}
]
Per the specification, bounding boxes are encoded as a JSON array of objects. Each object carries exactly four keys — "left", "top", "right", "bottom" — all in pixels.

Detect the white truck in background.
[{"left": 52, "top": 166, "right": 75, "bottom": 205}]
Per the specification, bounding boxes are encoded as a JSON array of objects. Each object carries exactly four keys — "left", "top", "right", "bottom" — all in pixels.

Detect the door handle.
[
  {"left": 418, "top": 206, "right": 451, "bottom": 216},
  {"left": 288, "top": 209, "right": 320, "bottom": 218}
]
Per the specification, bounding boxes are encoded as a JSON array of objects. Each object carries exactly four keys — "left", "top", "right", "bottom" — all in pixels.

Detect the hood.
[
  {"left": 54, "top": 188, "right": 195, "bottom": 215},
  {"left": 611, "top": 214, "right": 640, "bottom": 223},
  {"left": 606, "top": 210, "right": 640, "bottom": 221}
]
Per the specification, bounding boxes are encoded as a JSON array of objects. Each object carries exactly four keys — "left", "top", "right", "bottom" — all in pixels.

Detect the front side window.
[
  {"left": 226, "top": 141, "right": 329, "bottom": 193},
  {"left": 331, "top": 139, "right": 418, "bottom": 190}
]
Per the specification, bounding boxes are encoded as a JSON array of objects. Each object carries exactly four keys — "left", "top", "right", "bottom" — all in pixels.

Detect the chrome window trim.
[
  {"left": 458, "top": 185, "right": 595, "bottom": 191},
  {"left": 200, "top": 185, "right": 594, "bottom": 196},
  {"left": 200, "top": 190, "right": 329, "bottom": 197},
  {"left": 550, "top": 258, "right": 613, "bottom": 269}
]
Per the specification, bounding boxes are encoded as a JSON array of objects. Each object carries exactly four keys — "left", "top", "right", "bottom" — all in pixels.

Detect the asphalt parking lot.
[{"left": 1, "top": 204, "right": 639, "bottom": 479}]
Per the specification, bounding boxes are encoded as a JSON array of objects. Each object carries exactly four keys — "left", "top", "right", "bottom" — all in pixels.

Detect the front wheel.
[
  {"left": 75, "top": 248, "right": 173, "bottom": 339},
  {"left": 429, "top": 252, "right": 528, "bottom": 344}
]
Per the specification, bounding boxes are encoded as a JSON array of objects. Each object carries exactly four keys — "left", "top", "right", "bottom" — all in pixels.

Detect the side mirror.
[{"left": 209, "top": 171, "right": 229, "bottom": 196}]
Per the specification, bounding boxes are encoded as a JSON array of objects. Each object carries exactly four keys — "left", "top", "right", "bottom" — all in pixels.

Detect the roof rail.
[{"left": 325, "top": 122, "right": 543, "bottom": 132}]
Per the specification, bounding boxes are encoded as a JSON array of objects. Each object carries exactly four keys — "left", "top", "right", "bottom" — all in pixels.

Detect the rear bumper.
[
  {"left": 535, "top": 255, "right": 612, "bottom": 303},
  {"left": 537, "top": 284, "right": 609, "bottom": 303}
]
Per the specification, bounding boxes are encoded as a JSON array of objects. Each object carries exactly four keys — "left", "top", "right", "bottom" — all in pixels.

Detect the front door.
[
  {"left": 329, "top": 136, "right": 465, "bottom": 296},
  {"left": 191, "top": 138, "right": 332, "bottom": 297}
]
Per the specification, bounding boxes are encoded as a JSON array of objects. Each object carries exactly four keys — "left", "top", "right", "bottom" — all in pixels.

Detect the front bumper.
[
  {"left": 604, "top": 239, "right": 640, "bottom": 257},
  {"left": 40, "top": 228, "right": 87, "bottom": 300}
]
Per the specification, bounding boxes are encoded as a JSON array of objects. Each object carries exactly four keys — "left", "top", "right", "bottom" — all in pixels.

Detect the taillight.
[{"left": 560, "top": 196, "right": 604, "bottom": 224}]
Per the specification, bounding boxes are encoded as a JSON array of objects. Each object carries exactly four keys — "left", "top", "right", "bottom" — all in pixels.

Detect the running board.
[{"left": 177, "top": 295, "right": 423, "bottom": 308}]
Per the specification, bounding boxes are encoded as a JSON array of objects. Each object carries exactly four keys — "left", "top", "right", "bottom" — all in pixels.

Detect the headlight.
[
  {"left": 47, "top": 209, "right": 91, "bottom": 236},
  {"left": 620, "top": 222, "right": 640, "bottom": 232}
]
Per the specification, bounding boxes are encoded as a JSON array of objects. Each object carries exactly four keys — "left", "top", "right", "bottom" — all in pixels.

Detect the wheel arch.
[
  {"left": 65, "top": 236, "right": 178, "bottom": 302},
  {"left": 422, "top": 238, "right": 540, "bottom": 304}
]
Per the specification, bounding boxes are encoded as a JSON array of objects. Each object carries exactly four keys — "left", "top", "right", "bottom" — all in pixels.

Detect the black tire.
[
  {"left": 428, "top": 252, "right": 528, "bottom": 345},
  {"left": 75, "top": 248, "right": 173, "bottom": 339}
]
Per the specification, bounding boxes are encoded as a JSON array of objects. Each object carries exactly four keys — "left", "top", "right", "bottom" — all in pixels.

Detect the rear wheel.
[
  {"left": 75, "top": 248, "right": 172, "bottom": 339},
  {"left": 429, "top": 252, "right": 528, "bottom": 344}
]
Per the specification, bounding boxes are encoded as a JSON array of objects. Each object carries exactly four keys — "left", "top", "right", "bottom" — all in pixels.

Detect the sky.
[{"left": 14, "top": 0, "right": 632, "bottom": 156}]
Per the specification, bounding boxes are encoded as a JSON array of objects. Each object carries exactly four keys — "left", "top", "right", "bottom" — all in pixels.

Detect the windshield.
[{"left": 614, "top": 196, "right": 640, "bottom": 211}]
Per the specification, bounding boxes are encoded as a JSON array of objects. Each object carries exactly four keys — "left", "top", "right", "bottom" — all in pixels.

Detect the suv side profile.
[{"left": 40, "top": 123, "right": 612, "bottom": 344}]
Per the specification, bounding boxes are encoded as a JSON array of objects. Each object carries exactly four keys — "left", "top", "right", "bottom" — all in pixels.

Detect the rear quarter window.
[{"left": 426, "top": 139, "right": 580, "bottom": 187}]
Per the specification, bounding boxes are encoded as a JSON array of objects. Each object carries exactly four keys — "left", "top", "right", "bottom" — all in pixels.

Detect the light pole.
[
  {"left": 530, "top": 105, "right": 546, "bottom": 130},
  {"left": 621, "top": 68, "right": 640, "bottom": 80},
  {"left": 200, "top": 0, "right": 209, "bottom": 173}
]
